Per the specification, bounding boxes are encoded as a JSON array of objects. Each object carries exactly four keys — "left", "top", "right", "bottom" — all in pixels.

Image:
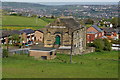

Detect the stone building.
[
  {"left": 29, "top": 47, "right": 56, "bottom": 60},
  {"left": 34, "top": 30, "right": 43, "bottom": 42},
  {"left": 44, "top": 17, "right": 86, "bottom": 55},
  {"left": 20, "top": 29, "right": 34, "bottom": 43}
]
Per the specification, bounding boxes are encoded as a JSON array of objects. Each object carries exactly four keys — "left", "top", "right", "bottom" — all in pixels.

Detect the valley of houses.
[{"left": 0, "top": 17, "right": 120, "bottom": 60}]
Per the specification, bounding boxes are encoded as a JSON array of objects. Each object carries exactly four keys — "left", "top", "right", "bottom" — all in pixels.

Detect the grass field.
[
  {"left": 2, "top": 16, "right": 55, "bottom": 30},
  {"left": 2, "top": 51, "right": 119, "bottom": 78}
]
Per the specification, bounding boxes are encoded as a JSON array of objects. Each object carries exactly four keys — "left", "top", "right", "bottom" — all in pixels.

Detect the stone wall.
[
  {"left": 82, "top": 47, "right": 95, "bottom": 54},
  {"left": 44, "top": 28, "right": 71, "bottom": 47},
  {"left": 34, "top": 31, "right": 43, "bottom": 42},
  {"left": 29, "top": 50, "right": 56, "bottom": 60},
  {"left": 57, "top": 49, "right": 71, "bottom": 54}
]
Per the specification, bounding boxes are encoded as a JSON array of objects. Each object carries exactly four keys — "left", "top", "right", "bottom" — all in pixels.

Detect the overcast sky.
[{"left": 1, "top": 0, "right": 119, "bottom": 2}]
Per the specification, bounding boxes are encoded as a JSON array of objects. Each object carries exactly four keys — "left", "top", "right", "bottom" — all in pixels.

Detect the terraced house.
[
  {"left": 0, "top": 29, "right": 35, "bottom": 45},
  {"left": 44, "top": 17, "right": 86, "bottom": 55}
]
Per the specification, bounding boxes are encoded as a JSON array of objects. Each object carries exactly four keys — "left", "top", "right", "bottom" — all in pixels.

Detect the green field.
[
  {"left": 2, "top": 51, "right": 119, "bottom": 78},
  {"left": 2, "top": 16, "right": 55, "bottom": 30}
]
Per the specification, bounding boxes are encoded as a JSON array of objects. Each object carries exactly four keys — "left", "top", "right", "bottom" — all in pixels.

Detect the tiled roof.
[
  {"left": 20, "top": 29, "right": 34, "bottom": 34},
  {"left": 92, "top": 25, "right": 103, "bottom": 32},
  {"left": 34, "top": 30, "right": 43, "bottom": 33},
  {"left": 101, "top": 27, "right": 116, "bottom": 33},
  {"left": 59, "top": 18, "right": 80, "bottom": 28},
  {"left": 1, "top": 30, "right": 21, "bottom": 38},
  {"left": 46, "top": 17, "right": 82, "bottom": 30},
  {"left": 87, "top": 32, "right": 97, "bottom": 34}
]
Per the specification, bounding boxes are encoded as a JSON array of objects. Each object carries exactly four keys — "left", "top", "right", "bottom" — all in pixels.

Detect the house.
[
  {"left": 20, "top": 29, "right": 34, "bottom": 44},
  {"left": 29, "top": 47, "right": 56, "bottom": 60},
  {"left": 44, "top": 17, "right": 86, "bottom": 55},
  {"left": 0, "top": 30, "right": 22, "bottom": 44},
  {"left": 101, "top": 27, "right": 118, "bottom": 40},
  {"left": 87, "top": 25, "right": 104, "bottom": 43},
  {"left": 0, "top": 29, "right": 44, "bottom": 46},
  {"left": 34, "top": 30, "right": 44, "bottom": 42}
]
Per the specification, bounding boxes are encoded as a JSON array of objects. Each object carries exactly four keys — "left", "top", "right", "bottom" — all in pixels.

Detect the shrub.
[
  {"left": 87, "top": 43, "right": 94, "bottom": 47},
  {"left": 93, "top": 39, "right": 104, "bottom": 52},
  {"left": 103, "top": 39, "right": 112, "bottom": 51},
  {"left": 2, "top": 49, "right": 9, "bottom": 58},
  {"left": 111, "top": 39, "right": 120, "bottom": 44}
]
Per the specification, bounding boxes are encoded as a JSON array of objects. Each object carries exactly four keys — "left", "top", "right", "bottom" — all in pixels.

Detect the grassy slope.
[
  {"left": 2, "top": 51, "right": 119, "bottom": 78},
  {"left": 2, "top": 16, "right": 55, "bottom": 30}
]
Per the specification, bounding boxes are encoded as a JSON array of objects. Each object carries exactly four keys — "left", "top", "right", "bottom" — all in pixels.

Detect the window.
[
  {"left": 95, "top": 34, "right": 97, "bottom": 38},
  {"left": 41, "top": 56, "right": 47, "bottom": 60},
  {"left": 47, "top": 40, "right": 51, "bottom": 41},
  {"left": 87, "top": 35, "right": 90, "bottom": 39},
  {"left": 50, "top": 52, "right": 53, "bottom": 55},
  {"left": 55, "top": 53, "right": 56, "bottom": 55}
]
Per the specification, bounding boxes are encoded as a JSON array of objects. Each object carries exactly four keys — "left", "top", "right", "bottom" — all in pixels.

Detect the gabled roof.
[
  {"left": 20, "top": 29, "right": 34, "bottom": 34},
  {"left": 34, "top": 30, "right": 43, "bottom": 33},
  {"left": 1, "top": 30, "right": 21, "bottom": 38},
  {"left": 92, "top": 25, "right": 103, "bottom": 32},
  {"left": 59, "top": 18, "right": 80, "bottom": 28},
  {"left": 87, "top": 32, "right": 97, "bottom": 34},
  {"left": 46, "top": 17, "right": 81, "bottom": 30}
]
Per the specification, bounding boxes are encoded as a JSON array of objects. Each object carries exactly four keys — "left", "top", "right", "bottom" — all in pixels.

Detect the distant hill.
[{"left": 2, "top": 2, "right": 51, "bottom": 9}]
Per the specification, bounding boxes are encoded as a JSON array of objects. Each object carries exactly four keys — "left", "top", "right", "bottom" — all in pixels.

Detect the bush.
[
  {"left": 93, "top": 39, "right": 104, "bottom": 52},
  {"left": 10, "top": 13, "right": 17, "bottom": 16},
  {"left": 111, "top": 39, "right": 120, "bottom": 44},
  {"left": 2, "top": 49, "right": 9, "bottom": 58},
  {"left": 103, "top": 39, "right": 112, "bottom": 51},
  {"left": 93, "top": 39, "right": 112, "bottom": 52},
  {"left": 84, "top": 18, "right": 94, "bottom": 24},
  {"left": 87, "top": 43, "right": 94, "bottom": 47}
]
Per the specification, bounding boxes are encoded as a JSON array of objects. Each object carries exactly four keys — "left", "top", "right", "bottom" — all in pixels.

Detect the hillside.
[
  {"left": 2, "top": 16, "right": 55, "bottom": 30},
  {"left": 2, "top": 51, "right": 118, "bottom": 78}
]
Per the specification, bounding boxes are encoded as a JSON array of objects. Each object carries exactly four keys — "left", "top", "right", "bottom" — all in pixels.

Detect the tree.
[
  {"left": 111, "top": 17, "right": 118, "bottom": 28},
  {"left": 11, "top": 34, "right": 20, "bottom": 45},
  {"left": 84, "top": 18, "right": 94, "bottom": 25},
  {"left": 93, "top": 39, "right": 104, "bottom": 52},
  {"left": 103, "top": 39, "right": 112, "bottom": 51},
  {"left": 2, "top": 49, "right": 8, "bottom": 58},
  {"left": 51, "top": 15, "right": 55, "bottom": 19}
]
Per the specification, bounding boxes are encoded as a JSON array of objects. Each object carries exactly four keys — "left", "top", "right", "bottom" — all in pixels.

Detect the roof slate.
[
  {"left": 46, "top": 17, "right": 81, "bottom": 30},
  {"left": 92, "top": 25, "right": 103, "bottom": 32},
  {"left": 20, "top": 29, "right": 34, "bottom": 34}
]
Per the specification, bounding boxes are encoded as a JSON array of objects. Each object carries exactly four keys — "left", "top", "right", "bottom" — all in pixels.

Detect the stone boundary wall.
[
  {"left": 82, "top": 47, "right": 95, "bottom": 54},
  {"left": 57, "top": 49, "right": 71, "bottom": 54},
  {"left": 57, "top": 47, "right": 95, "bottom": 55}
]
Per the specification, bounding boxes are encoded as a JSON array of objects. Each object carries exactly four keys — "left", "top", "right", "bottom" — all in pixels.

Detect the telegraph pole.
[
  {"left": 36, "top": 16, "right": 38, "bottom": 24},
  {"left": 70, "top": 31, "right": 73, "bottom": 64}
]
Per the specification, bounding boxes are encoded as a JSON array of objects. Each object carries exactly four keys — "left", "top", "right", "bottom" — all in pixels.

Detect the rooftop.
[
  {"left": 92, "top": 25, "right": 103, "bottom": 32},
  {"left": 30, "top": 47, "right": 56, "bottom": 52},
  {"left": 46, "top": 17, "right": 82, "bottom": 30},
  {"left": 20, "top": 29, "right": 34, "bottom": 34},
  {"left": 101, "top": 27, "right": 116, "bottom": 33}
]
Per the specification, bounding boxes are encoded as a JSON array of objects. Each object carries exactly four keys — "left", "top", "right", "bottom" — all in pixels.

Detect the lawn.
[
  {"left": 2, "top": 51, "right": 119, "bottom": 78},
  {"left": 2, "top": 16, "right": 55, "bottom": 30}
]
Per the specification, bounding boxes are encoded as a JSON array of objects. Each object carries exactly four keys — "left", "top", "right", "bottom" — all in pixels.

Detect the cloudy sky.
[{"left": 1, "top": 0, "right": 119, "bottom": 2}]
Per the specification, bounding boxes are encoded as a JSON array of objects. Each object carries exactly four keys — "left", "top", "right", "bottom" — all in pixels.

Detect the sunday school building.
[{"left": 44, "top": 17, "right": 86, "bottom": 55}]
